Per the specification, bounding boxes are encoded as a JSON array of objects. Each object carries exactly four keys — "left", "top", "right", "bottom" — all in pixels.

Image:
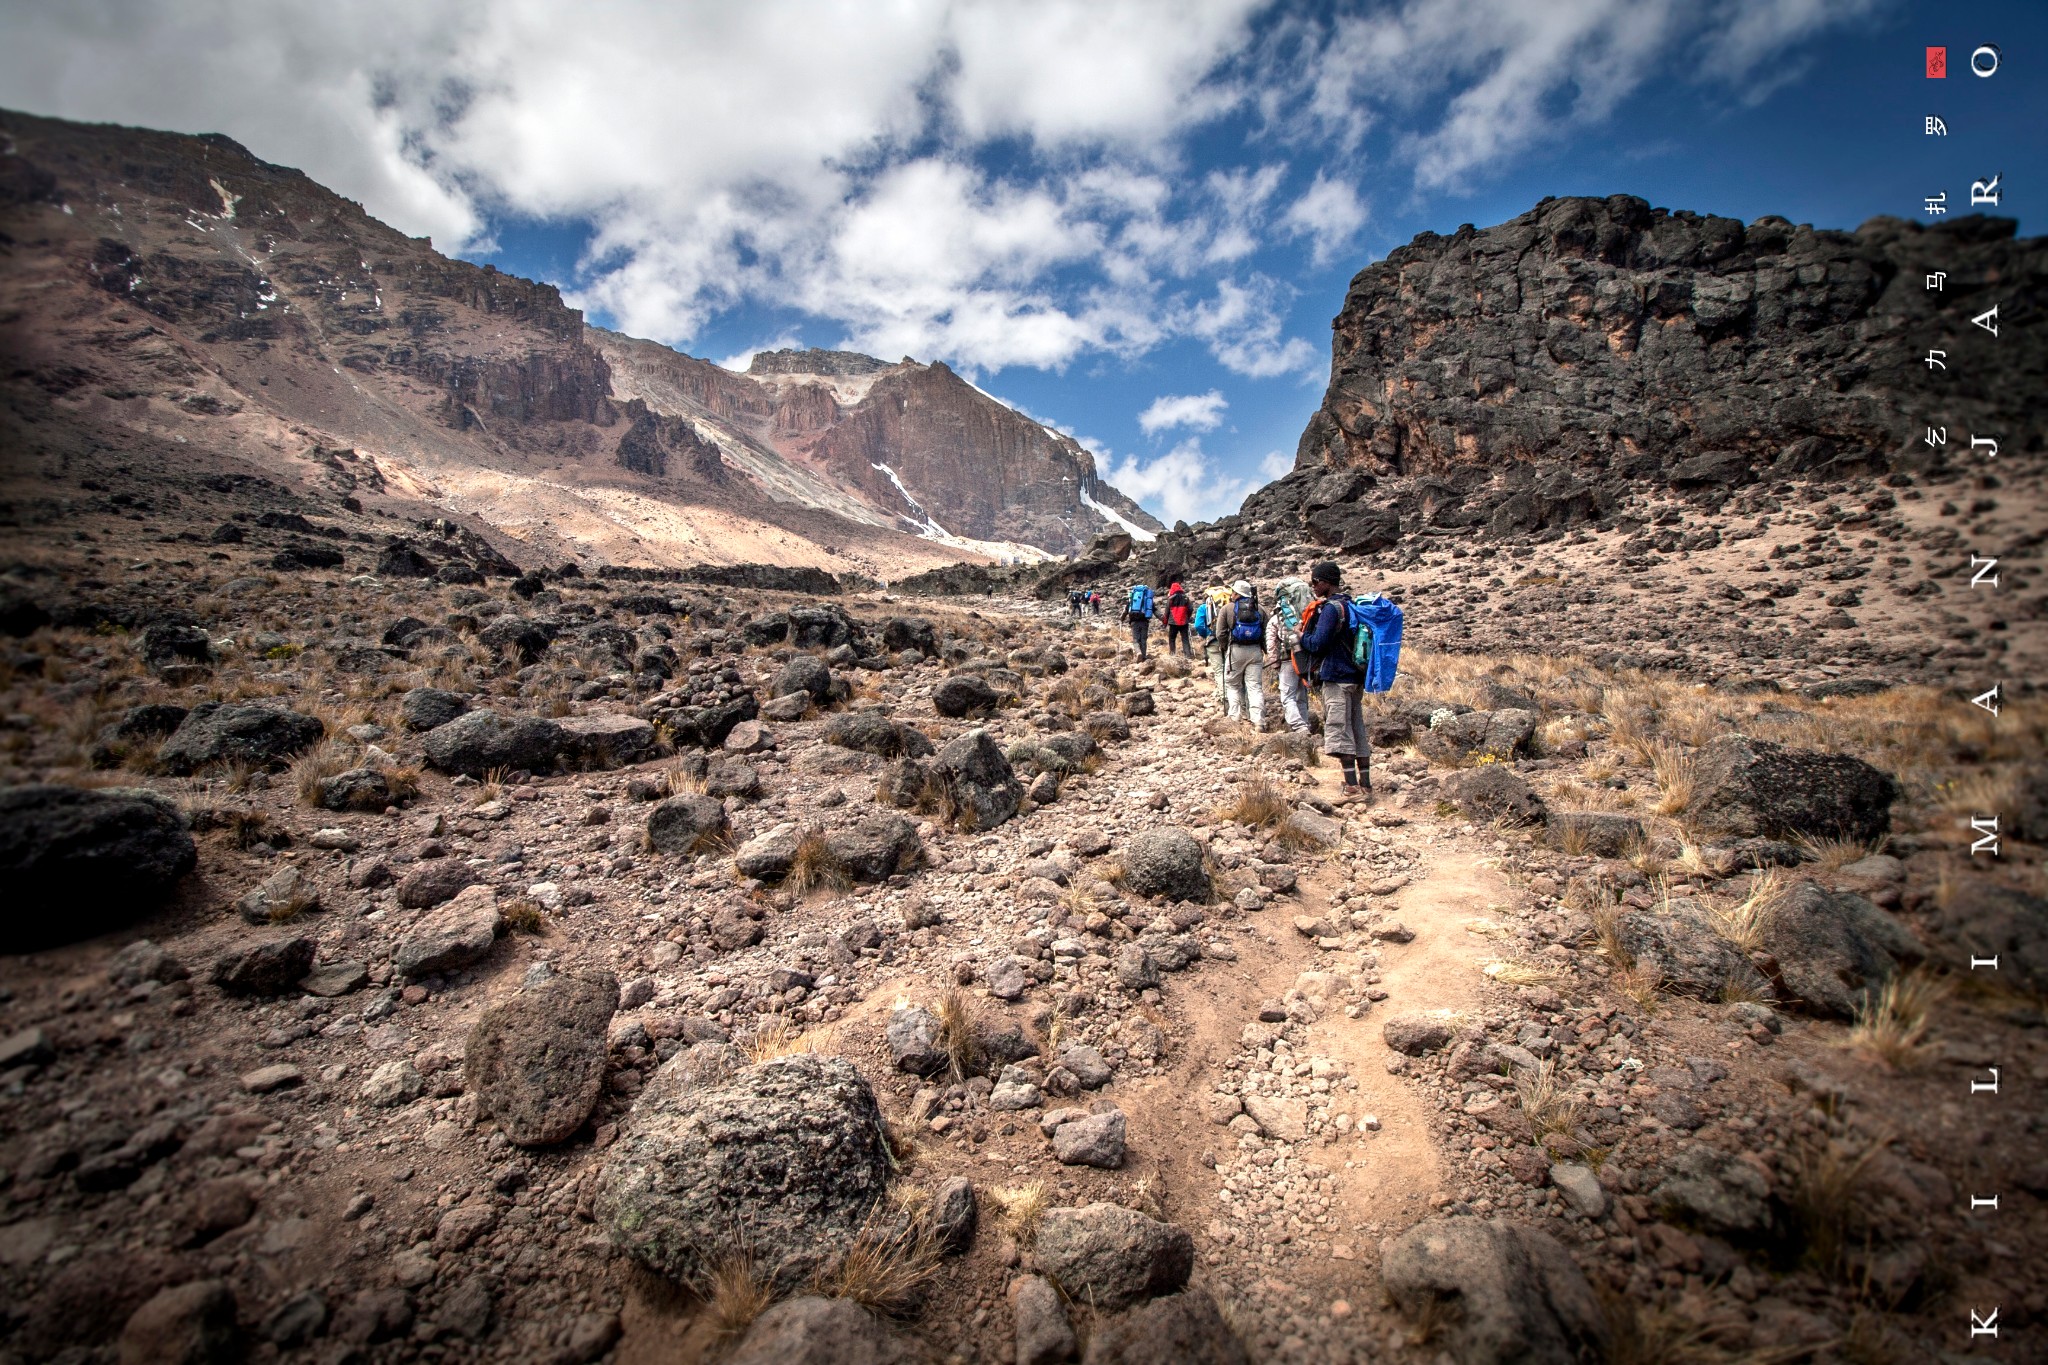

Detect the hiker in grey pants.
[
  {"left": 1217, "top": 579, "right": 1267, "bottom": 729},
  {"left": 1298, "top": 560, "right": 1371, "bottom": 797}
]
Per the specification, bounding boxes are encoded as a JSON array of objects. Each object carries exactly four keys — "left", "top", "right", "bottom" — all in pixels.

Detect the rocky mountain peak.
[{"left": 746, "top": 347, "right": 894, "bottom": 378}]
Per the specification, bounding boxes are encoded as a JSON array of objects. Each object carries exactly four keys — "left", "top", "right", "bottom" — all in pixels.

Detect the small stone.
[{"left": 240, "top": 1063, "right": 304, "bottom": 1094}]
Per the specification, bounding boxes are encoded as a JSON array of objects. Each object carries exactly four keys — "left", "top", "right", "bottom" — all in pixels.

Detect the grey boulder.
[
  {"left": 598, "top": 1053, "right": 891, "bottom": 1292},
  {"left": 1379, "top": 1217, "right": 1609, "bottom": 1365},
  {"left": 1688, "top": 735, "right": 1898, "bottom": 843},
  {"left": 1081, "top": 1289, "right": 1249, "bottom": 1365},
  {"left": 1758, "top": 880, "right": 1919, "bottom": 1018},
  {"left": 1121, "top": 829, "right": 1208, "bottom": 901},
  {"left": 0, "top": 785, "right": 196, "bottom": 949},
  {"left": 1034, "top": 1203, "right": 1192, "bottom": 1311},
  {"left": 394, "top": 886, "right": 502, "bottom": 978},
  {"left": 466, "top": 970, "right": 619, "bottom": 1145},
  {"left": 421, "top": 710, "right": 568, "bottom": 777},
  {"left": 155, "top": 703, "right": 324, "bottom": 774}
]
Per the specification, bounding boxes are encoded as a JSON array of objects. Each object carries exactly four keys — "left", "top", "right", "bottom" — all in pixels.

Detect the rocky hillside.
[
  {"left": 596, "top": 335, "right": 1161, "bottom": 558},
  {"left": 0, "top": 108, "right": 1150, "bottom": 579},
  {"left": 0, "top": 481, "right": 2041, "bottom": 1361},
  {"left": 1021, "top": 197, "right": 2044, "bottom": 695}
]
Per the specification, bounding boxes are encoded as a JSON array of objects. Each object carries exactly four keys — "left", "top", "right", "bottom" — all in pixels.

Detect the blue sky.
[{"left": 3, "top": 0, "right": 2042, "bottom": 525}]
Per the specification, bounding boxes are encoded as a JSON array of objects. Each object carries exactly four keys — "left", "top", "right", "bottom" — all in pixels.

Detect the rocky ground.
[{"left": 1, "top": 483, "right": 2045, "bottom": 1365}]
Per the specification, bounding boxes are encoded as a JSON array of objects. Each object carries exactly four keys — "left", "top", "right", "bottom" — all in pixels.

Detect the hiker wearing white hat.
[{"left": 1216, "top": 578, "right": 1267, "bottom": 729}]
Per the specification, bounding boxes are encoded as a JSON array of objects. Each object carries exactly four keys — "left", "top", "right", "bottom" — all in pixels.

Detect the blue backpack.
[
  {"left": 1229, "top": 596, "right": 1264, "bottom": 644},
  {"left": 1191, "top": 601, "right": 1212, "bottom": 637},
  {"left": 1126, "top": 584, "right": 1154, "bottom": 618},
  {"left": 1346, "top": 595, "right": 1404, "bottom": 693}
]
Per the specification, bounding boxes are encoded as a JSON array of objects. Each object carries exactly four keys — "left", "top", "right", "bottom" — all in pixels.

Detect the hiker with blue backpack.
[
  {"left": 1124, "top": 581, "right": 1160, "bottom": 659},
  {"left": 1266, "top": 576, "right": 1314, "bottom": 734},
  {"left": 1216, "top": 579, "right": 1268, "bottom": 729},
  {"left": 1295, "top": 560, "right": 1405, "bottom": 800}
]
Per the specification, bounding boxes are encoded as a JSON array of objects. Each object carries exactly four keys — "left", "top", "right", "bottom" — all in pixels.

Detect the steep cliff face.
[
  {"left": 0, "top": 108, "right": 1073, "bottom": 578},
  {"left": 597, "top": 341, "right": 1163, "bottom": 556},
  {"left": 1297, "top": 194, "right": 2042, "bottom": 485}
]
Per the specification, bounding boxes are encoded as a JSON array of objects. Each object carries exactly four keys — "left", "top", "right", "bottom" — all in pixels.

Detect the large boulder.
[
  {"left": 1614, "top": 900, "right": 1771, "bottom": 1000},
  {"left": 1688, "top": 736, "right": 1898, "bottom": 843},
  {"left": 210, "top": 936, "right": 317, "bottom": 996},
  {"left": 467, "top": 970, "right": 618, "bottom": 1145},
  {"left": 769, "top": 654, "right": 833, "bottom": 704},
  {"left": 1034, "top": 1203, "right": 1193, "bottom": 1312},
  {"left": 1444, "top": 766, "right": 1546, "bottom": 826},
  {"left": 787, "top": 605, "right": 861, "bottom": 650},
  {"left": 930, "top": 729, "right": 1023, "bottom": 831},
  {"left": 556, "top": 715, "right": 659, "bottom": 769},
  {"left": 933, "top": 674, "right": 1000, "bottom": 718},
  {"left": 394, "top": 886, "right": 502, "bottom": 979},
  {"left": 598, "top": 1052, "right": 892, "bottom": 1292},
  {"left": 826, "top": 815, "right": 922, "bottom": 882},
  {"left": 886, "top": 1006, "right": 948, "bottom": 1076},
  {"left": 421, "top": 710, "right": 568, "bottom": 777},
  {"left": 139, "top": 622, "right": 214, "bottom": 670},
  {"left": 725, "top": 1296, "right": 921, "bottom": 1365},
  {"left": 1379, "top": 1217, "right": 1609, "bottom": 1365},
  {"left": 0, "top": 786, "right": 196, "bottom": 950},
  {"left": 1653, "top": 1146, "right": 1772, "bottom": 1235},
  {"left": 156, "top": 703, "right": 323, "bottom": 774},
  {"left": 400, "top": 688, "right": 471, "bottom": 732},
  {"left": 116, "top": 1279, "right": 242, "bottom": 1365},
  {"left": 645, "top": 795, "right": 729, "bottom": 856},
  {"left": 1081, "top": 1290, "right": 1249, "bottom": 1365},
  {"left": 1417, "top": 709, "right": 1537, "bottom": 765},
  {"left": 1122, "top": 829, "right": 1209, "bottom": 901},
  {"left": 881, "top": 617, "right": 938, "bottom": 657},
  {"left": 1757, "top": 880, "right": 1919, "bottom": 1018},
  {"left": 825, "top": 710, "right": 934, "bottom": 759}
]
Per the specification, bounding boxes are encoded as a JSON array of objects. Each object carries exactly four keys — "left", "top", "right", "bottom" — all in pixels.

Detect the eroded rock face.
[
  {"left": 466, "top": 970, "right": 619, "bottom": 1146},
  {"left": 597, "top": 1053, "right": 891, "bottom": 1292},
  {"left": 1380, "top": 1217, "right": 1610, "bottom": 1365}
]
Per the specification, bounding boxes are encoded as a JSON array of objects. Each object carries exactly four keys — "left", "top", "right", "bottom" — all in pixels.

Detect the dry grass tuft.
[
  {"left": 1616, "top": 960, "right": 1664, "bottom": 1014},
  {"left": 1646, "top": 740, "right": 1695, "bottom": 818},
  {"left": 1797, "top": 833, "right": 1885, "bottom": 876},
  {"left": 1513, "top": 1060, "right": 1582, "bottom": 1151},
  {"left": 787, "top": 828, "right": 852, "bottom": 896},
  {"left": 1484, "top": 960, "right": 1565, "bottom": 989},
  {"left": 289, "top": 742, "right": 352, "bottom": 804},
  {"left": 500, "top": 898, "right": 549, "bottom": 935},
  {"left": 812, "top": 1213, "right": 943, "bottom": 1317},
  {"left": 700, "top": 1252, "right": 775, "bottom": 1340},
  {"left": 1216, "top": 778, "right": 1291, "bottom": 831},
  {"left": 988, "top": 1181, "right": 1048, "bottom": 1247},
  {"left": 473, "top": 766, "right": 509, "bottom": 805},
  {"left": 1845, "top": 969, "right": 1949, "bottom": 1070},
  {"left": 936, "top": 987, "right": 981, "bottom": 1081},
  {"left": 1706, "top": 868, "right": 1784, "bottom": 954},
  {"left": 1784, "top": 1134, "right": 1885, "bottom": 1278},
  {"left": 744, "top": 1014, "right": 813, "bottom": 1064}
]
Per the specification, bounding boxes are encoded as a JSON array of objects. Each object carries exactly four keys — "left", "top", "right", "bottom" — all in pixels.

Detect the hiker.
[
  {"left": 1068, "top": 588, "right": 1084, "bottom": 620},
  {"left": 1163, "top": 581, "right": 1194, "bottom": 657},
  {"left": 1089, "top": 590, "right": 1102, "bottom": 616},
  {"left": 1217, "top": 578, "right": 1267, "bottom": 729},
  {"left": 1194, "top": 583, "right": 1233, "bottom": 708},
  {"left": 1266, "top": 576, "right": 1313, "bottom": 734},
  {"left": 1296, "top": 560, "right": 1370, "bottom": 798},
  {"left": 1124, "top": 581, "right": 1158, "bottom": 659}
]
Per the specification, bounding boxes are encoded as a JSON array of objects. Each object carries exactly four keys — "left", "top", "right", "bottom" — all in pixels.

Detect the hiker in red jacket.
[{"left": 1163, "top": 581, "right": 1193, "bottom": 657}]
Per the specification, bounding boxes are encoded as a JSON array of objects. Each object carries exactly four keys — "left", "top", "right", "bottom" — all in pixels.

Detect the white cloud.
[
  {"left": 1258, "top": 449, "right": 1294, "bottom": 480},
  {"left": 1190, "top": 277, "right": 1320, "bottom": 381},
  {"left": 1138, "top": 390, "right": 1229, "bottom": 436},
  {"left": 1280, "top": 172, "right": 1368, "bottom": 266},
  {"left": 0, "top": 0, "right": 1883, "bottom": 374},
  {"left": 1272, "top": 0, "right": 1886, "bottom": 192},
  {"left": 1106, "top": 438, "right": 1254, "bottom": 525}
]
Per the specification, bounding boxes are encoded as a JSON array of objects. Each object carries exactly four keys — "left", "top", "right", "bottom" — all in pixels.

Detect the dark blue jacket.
[{"left": 1298, "top": 592, "right": 1362, "bottom": 685}]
